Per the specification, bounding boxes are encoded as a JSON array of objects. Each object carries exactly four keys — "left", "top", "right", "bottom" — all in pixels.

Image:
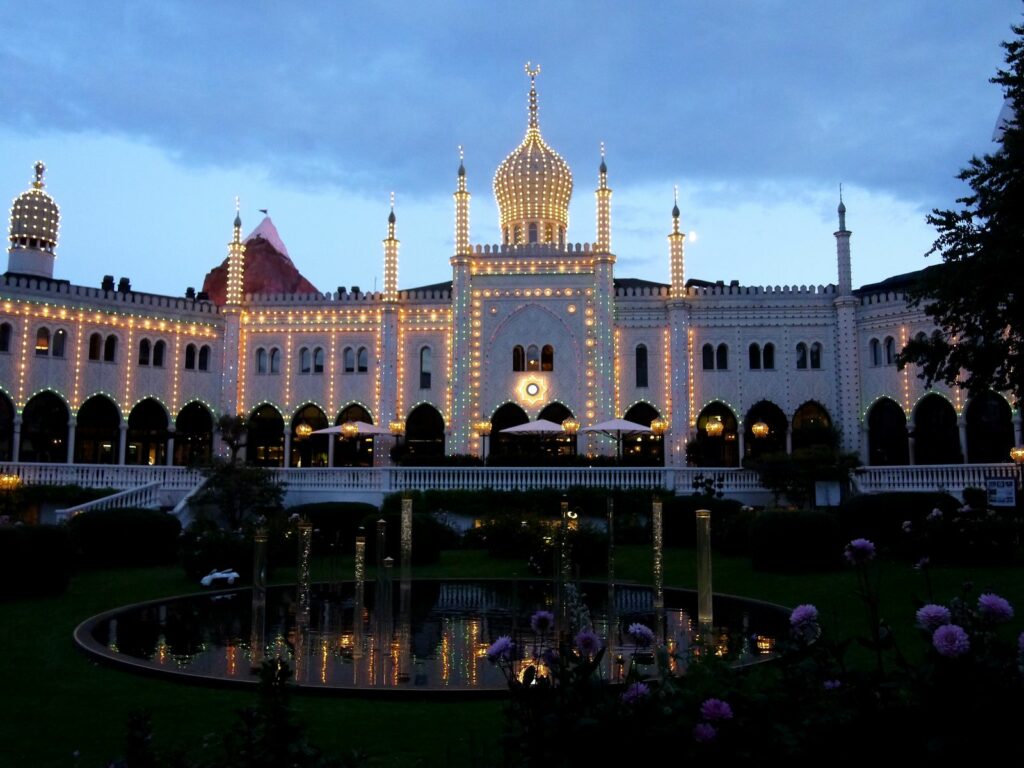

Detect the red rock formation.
[{"left": 201, "top": 217, "right": 318, "bottom": 304}]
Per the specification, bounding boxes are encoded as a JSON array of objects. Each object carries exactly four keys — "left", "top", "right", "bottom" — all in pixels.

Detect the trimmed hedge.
[
  {"left": 0, "top": 525, "right": 73, "bottom": 598},
  {"left": 837, "top": 491, "right": 961, "bottom": 552},
  {"left": 67, "top": 507, "right": 182, "bottom": 568},
  {"left": 750, "top": 510, "right": 842, "bottom": 573},
  {"left": 660, "top": 496, "right": 748, "bottom": 552}
]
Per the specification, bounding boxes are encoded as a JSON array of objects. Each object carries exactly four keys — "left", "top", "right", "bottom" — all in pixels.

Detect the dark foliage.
[
  {"left": 67, "top": 507, "right": 181, "bottom": 568},
  {"left": 0, "top": 524, "right": 72, "bottom": 598},
  {"left": 358, "top": 509, "right": 459, "bottom": 567},
  {"left": 749, "top": 510, "right": 842, "bottom": 573},
  {"left": 837, "top": 491, "right": 961, "bottom": 551},
  {"left": 286, "top": 502, "right": 380, "bottom": 556}
]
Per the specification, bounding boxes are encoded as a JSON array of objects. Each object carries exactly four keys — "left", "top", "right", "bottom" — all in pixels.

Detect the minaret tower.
[
  {"left": 7, "top": 161, "right": 60, "bottom": 279},
  {"left": 379, "top": 195, "right": 401, "bottom": 456},
  {"left": 595, "top": 143, "right": 612, "bottom": 253},
  {"left": 832, "top": 188, "right": 862, "bottom": 459},
  {"left": 669, "top": 186, "right": 686, "bottom": 297},
  {"left": 450, "top": 152, "right": 475, "bottom": 454},
  {"left": 666, "top": 187, "right": 691, "bottom": 465},
  {"left": 383, "top": 192, "right": 399, "bottom": 302},
  {"left": 225, "top": 197, "right": 246, "bottom": 307},
  {"left": 454, "top": 146, "right": 471, "bottom": 256}
]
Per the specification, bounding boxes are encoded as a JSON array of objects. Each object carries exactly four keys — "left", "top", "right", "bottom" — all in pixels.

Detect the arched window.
[
  {"left": 748, "top": 343, "right": 762, "bottom": 370},
  {"left": 256, "top": 347, "right": 268, "bottom": 375},
  {"left": 502, "top": 227, "right": 509, "bottom": 245},
  {"left": 198, "top": 345, "right": 210, "bottom": 371},
  {"left": 419, "top": 346, "right": 432, "bottom": 389},
  {"left": 702, "top": 343, "right": 714, "bottom": 370},
  {"left": 796, "top": 342, "right": 808, "bottom": 370},
  {"left": 89, "top": 332, "right": 102, "bottom": 361},
  {"left": 0, "top": 322, "right": 11, "bottom": 353},
  {"left": 152, "top": 340, "right": 165, "bottom": 367},
  {"left": 716, "top": 343, "right": 729, "bottom": 370},
  {"left": 810, "top": 342, "right": 822, "bottom": 369},
  {"left": 528, "top": 222, "right": 538, "bottom": 243},
  {"left": 869, "top": 338, "right": 881, "bottom": 367},
  {"left": 270, "top": 348, "right": 280, "bottom": 374},
  {"left": 313, "top": 347, "right": 324, "bottom": 374},
  {"left": 51, "top": 329, "right": 66, "bottom": 358},
  {"left": 512, "top": 345, "right": 525, "bottom": 372},
  {"left": 541, "top": 344, "right": 554, "bottom": 371},
  {"left": 104, "top": 334, "right": 117, "bottom": 362},
  {"left": 526, "top": 344, "right": 540, "bottom": 371},
  {"left": 635, "top": 344, "right": 649, "bottom": 388},
  {"left": 299, "top": 346, "right": 311, "bottom": 374},
  {"left": 35, "top": 327, "right": 50, "bottom": 356},
  {"left": 138, "top": 339, "right": 151, "bottom": 366},
  {"left": 343, "top": 347, "right": 355, "bottom": 373},
  {"left": 915, "top": 331, "right": 927, "bottom": 344},
  {"left": 184, "top": 343, "right": 196, "bottom": 370},
  {"left": 357, "top": 346, "right": 368, "bottom": 373},
  {"left": 763, "top": 343, "right": 775, "bottom": 370},
  {"left": 884, "top": 336, "right": 896, "bottom": 365}
]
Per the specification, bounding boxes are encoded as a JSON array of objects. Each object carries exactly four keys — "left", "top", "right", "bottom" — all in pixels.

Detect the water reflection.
[{"left": 84, "top": 581, "right": 786, "bottom": 692}]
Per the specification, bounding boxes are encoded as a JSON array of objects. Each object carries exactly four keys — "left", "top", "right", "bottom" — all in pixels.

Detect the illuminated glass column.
[
  {"left": 249, "top": 527, "right": 268, "bottom": 672},
  {"left": 696, "top": 509, "right": 713, "bottom": 635}
]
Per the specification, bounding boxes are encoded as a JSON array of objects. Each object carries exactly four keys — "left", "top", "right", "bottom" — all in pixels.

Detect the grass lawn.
[{"left": 2, "top": 546, "right": 1021, "bottom": 767}]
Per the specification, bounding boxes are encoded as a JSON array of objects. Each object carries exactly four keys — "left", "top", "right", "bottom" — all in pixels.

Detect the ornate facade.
[{"left": 1, "top": 70, "right": 1020, "bottom": 469}]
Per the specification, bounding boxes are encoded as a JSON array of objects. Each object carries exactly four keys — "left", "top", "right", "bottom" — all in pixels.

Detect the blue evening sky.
[{"left": 0, "top": 1, "right": 1019, "bottom": 296}]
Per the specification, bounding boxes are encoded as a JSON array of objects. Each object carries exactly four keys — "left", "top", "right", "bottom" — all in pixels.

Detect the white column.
[
  {"left": 12, "top": 415, "right": 21, "bottom": 463},
  {"left": 166, "top": 426, "right": 175, "bottom": 466},
  {"left": 283, "top": 431, "right": 292, "bottom": 468},
  {"left": 328, "top": 436, "right": 335, "bottom": 467},
  {"left": 118, "top": 421, "right": 128, "bottom": 465},
  {"left": 66, "top": 418, "right": 76, "bottom": 463},
  {"left": 958, "top": 417, "right": 968, "bottom": 463}
]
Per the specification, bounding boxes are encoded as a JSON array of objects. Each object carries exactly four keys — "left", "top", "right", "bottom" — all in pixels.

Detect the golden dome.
[
  {"left": 493, "top": 64, "right": 573, "bottom": 244},
  {"left": 9, "top": 161, "right": 60, "bottom": 253}
]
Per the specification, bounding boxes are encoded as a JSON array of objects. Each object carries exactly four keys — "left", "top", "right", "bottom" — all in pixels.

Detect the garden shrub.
[
  {"left": 359, "top": 510, "right": 459, "bottom": 566},
  {"left": 0, "top": 524, "right": 73, "bottom": 598},
  {"left": 837, "top": 491, "right": 960, "bottom": 552},
  {"left": 463, "top": 514, "right": 608, "bottom": 577},
  {"left": 749, "top": 510, "right": 842, "bottom": 572},
  {"left": 67, "top": 507, "right": 182, "bottom": 568},
  {"left": 179, "top": 521, "right": 254, "bottom": 582},
  {"left": 287, "top": 501, "right": 380, "bottom": 556},
  {"left": 660, "top": 495, "right": 745, "bottom": 550}
]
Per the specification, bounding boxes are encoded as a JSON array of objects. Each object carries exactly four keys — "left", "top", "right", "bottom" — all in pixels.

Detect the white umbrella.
[
  {"left": 499, "top": 418, "right": 567, "bottom": 434},
  {"left": 311, "top": 420, "right": 392, "bottom": 437},
  {"left": 580, "top": 418, "right": 653, "bottom": 458}
]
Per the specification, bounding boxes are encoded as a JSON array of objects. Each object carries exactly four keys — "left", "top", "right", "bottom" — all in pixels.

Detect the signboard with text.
[{"left": 986, "top": 477, "right": 1017, "bottom": 508}]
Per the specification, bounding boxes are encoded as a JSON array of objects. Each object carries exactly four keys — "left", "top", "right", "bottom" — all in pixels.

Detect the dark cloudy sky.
[{"left": 1, "top": 1, "right": 1019, "bottom": 295}]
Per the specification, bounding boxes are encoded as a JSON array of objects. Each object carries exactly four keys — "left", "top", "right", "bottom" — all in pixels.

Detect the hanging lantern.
[
  {"left": 561, "top": 418, "right": 580, "bottom": 436},
  {"left": 341, "top": 422, "right": 361, "bottom": 440},
  {"left": 389, "top": 420, "right": 406, "bottom": 436},
  {"left": 294, "top": 422, "right": 313, "bottom": 439},
  {"left": 751, "top": 421, "right": 770, "bottom": 439},
  {"left": 704, "top": 415, "right": 724, "bottom": 437},
  {"left": 474, "top": 420, "right": 493, "bottom": 436},
  {"left": 650, "top": 417, "right": 669, "bottom": 436}
]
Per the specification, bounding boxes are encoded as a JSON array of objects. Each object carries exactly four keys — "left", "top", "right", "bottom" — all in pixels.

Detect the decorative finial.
[
  {"left": 233, "top": 196, "right": 241, "bottom": 228},
  {"left": 32, "top": 161, "right": 46, "bottom": 189},
  {"left": 458, "top": 144, "right": 465, "bottom": 176},
  {"left": 838, "top": 183, "right": 847, "bottom": 228},
  {"left": 388, "top": 191, "right": 396, "bottom": 225},
  {"left": 672, "top": 185, "right": 680, "bottom": 218},
  {"left": 599, "top": 142, "right": 607, "bottom": 174},
  {"left": 524, "top": 61, "right": 541, "bottom": 131}
]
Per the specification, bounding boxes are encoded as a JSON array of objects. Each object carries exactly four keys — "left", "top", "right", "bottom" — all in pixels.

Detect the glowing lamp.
[
  {"left": 1011, "top": 446, "right": 1024, "bottom": 465},
  {"left": 561, "top": 418, "right": 580, "bottom": 436},
  {"left": 705, "top": 416, "right": 724, "bottom": 438},
  {"left": 751, "top": 421, "right": 770, "bottom": 439},
  {"left": 474, "top": 420, "right": 493, "bottom": 436},
  {"left": 294, "top": 423, "right": 313, "bottom": 439},
  {"left": 341, "top": 422, "right": 361, "bottom": 440},
  {"left": 0, "top": 474, "right": 22, "bottom": 492},
  {"left": 650, "top": 417, "right": 669, "bottom": 436},
  {"left": 389, "top": 420, "right": 405, "bottom": 436}
]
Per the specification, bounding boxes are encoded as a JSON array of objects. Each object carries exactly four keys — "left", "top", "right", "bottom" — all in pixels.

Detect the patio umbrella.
[
  {"left": 498, "top": 419, "right": 567, "bottom": 434},
  {"left": 580, "top": 418, "right": 653, "bottom": 459},
  {"left": 311, "top": 421, "right": 392, "bottom": 437}
]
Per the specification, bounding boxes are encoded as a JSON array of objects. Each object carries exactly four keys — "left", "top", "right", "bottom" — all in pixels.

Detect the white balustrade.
[{"left": 54, "top": 481, "right": 163, "bottom": 523}]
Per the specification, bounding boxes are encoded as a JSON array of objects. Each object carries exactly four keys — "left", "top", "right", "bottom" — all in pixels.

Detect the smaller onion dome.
[{"left": 9, "top": 161, "right": 60, "bottom": 253}]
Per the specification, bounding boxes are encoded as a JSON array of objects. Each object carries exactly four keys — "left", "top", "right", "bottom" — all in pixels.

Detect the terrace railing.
[{"left": 53, "top": 481, "right": 163, "bottom": 523}]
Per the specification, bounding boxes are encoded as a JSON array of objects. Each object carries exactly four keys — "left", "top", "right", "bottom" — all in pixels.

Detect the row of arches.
[
  {"left": 867, "top": 391, "right": 1014, "bottom": 465},
  {"left": 511, "top": 344, "right": 555, "bottom": 372},
  {"left": 701, "top": 342, "right": 825, "bottom": 372},
  {"left": 690, "top": 400, "right": 834, "bottom": 467}
]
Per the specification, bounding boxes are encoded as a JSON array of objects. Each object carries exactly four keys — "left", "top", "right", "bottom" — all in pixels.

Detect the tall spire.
[
  {"left": 669, "top": 185, "right": 686, "bottom": 297},
  {"left": 835, "top": 185, "right": 852, "bottom": 294},
  {"left": 383, "top": 192, "right": 399, "bottom": 302},
  {"left": 455, "top": 146, "right": 471, "bottom": 255},
  {"left": 595, "top": 142, "right": 612, "bottom": 253},
  {"left": 525, "top": 61, "right": 541, "bottom": 133},
  {"left": 225, "top": 198, "right": 246, "bottom": 306},
  {"left": 837, "top": 183, "right": 847, "bottom": 232},
  {"left": 32, "top": 161, "right": 46, "bottom": 189}
]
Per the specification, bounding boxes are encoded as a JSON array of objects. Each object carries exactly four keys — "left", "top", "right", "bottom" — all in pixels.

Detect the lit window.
[
  {"left": 541, "top": 344, "right": 554, "bottom": 372},
  {"left": 35, "top": 327, "right": 49, "bottom": 356}
]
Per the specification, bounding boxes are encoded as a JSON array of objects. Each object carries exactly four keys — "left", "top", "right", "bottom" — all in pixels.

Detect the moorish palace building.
[{"left": 0, "top": 70, "right": 1020, "bottom": 470}]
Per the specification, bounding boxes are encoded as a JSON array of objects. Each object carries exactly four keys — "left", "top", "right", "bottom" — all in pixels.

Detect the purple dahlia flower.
[
  {"left": 932, "top": 624, "right": 970, "bottom": 658},
  {"left": 700, "top": 698, "right": 734, "bottom": 721},
  {"left": 978, "top": 593, "right": 1014, "bottom": 623},
  {"left": 844, "top": 538, "right": 876, "bottom": 565},
  {"left": 915, "top": 604, "right": 952, "bottom": 631}
]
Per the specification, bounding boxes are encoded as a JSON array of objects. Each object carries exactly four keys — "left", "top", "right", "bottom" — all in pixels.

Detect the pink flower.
[
  {"left": 932, "top": 624, "right": 970, "bottom": 658},
  {"left": 700, "top": 698, "right": 734, "bottom": 721},
  {"left": 693, "top": 723, "right": 717, "bottom": 743}
]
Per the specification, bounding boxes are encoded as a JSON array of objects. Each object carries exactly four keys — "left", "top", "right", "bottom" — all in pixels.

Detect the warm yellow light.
[
  {"left": 341, "top": 422, "right": 361, "bottom": 440},
  {"left": 561, "top": 418, "right": 580, "bottom": 436},
  {"left": 1011, "top": 446, "right": 1024, "bottom": 465},
  {"left": 0, "top": 474, "right": 22, "bottom": 492},
  {"left": 705, "top": 415, "right": 724, "bottom": 437},
  {"left": 474, "top": 420, "right": 492, "bottom": 436},
  {"left": 295, "top": 423, "right": 313, "bottom": 439},
  {"left": 650, "top": 417, "right": 669, "bottom": 436},
  {"left": 751, "top": 421, "right": 770, "bottom": 439},
  {"left": 389, "top": 420, "right": 405, "bottom": 436}
]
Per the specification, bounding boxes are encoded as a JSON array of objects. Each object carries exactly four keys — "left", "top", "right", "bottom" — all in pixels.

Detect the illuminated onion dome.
[
  {"left": 493, "top": 63, "right": 573, "bottom": 246},
  {"left": 9, "top": 161, "right": 60, "bottom": 253}
]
